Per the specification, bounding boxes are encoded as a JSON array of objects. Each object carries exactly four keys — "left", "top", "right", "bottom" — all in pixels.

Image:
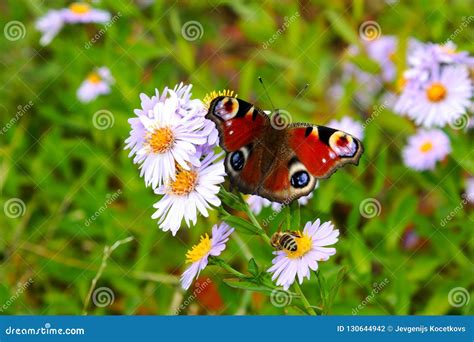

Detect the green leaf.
[
  {"left": 325, "top": 10, "right": 359, "bottom": 45},
  {"left": 248, "top": 258, "right": 259, "bottom": 276},
  {"left": 222, "top": 215, "right": 261, "bottom": 236},
  {"left": 325, "top": 267, "right": 348, "bottom": 314}
]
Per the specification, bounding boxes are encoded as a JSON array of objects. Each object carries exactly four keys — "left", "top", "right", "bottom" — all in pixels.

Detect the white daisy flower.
[
  {"left": 268, "top": 219, "right": 339, "bottom": 290},
  {"left": 327, "top": 116, "right": 364, "bottom": 140},
  {"left": 402, "top": 129, "right": 451, "bottom": 171},
  {"left": 35, "top": 10, "right": 64, "bottom": 46},
  {"left": 77, "top": 67, "right": 114, "bottom": 103},
  {"left": 405, "top": 65, "right": 472, "bottom": 128},
  {"left": 465, "top": 178, "right": 474, "bottom": 204},
  {"left": 152, "top": 152, "right": 226, "bottom": 235},
  {"left": 132, "top": 94, "right": 207, "bottom": 189},
  {"left": 61, "top": 2, "right": 111, "bottom": 24},
  {"left": 181, "top": 223, "right": 234, "bottom": 290}
]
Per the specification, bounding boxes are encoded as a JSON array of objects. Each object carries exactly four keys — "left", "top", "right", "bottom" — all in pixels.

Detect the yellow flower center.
[
  {"left": 426, "top": 82, "right": 447, "bottom": 102},
  {"left": 419, "top": 141, "right": 433, "bottom": 153},
  {"left": 396, "top": 76, "right": 406, "bottom": 93},
  {"left": 69, "top": 3, "right": 91, "bottom": 14},
  {"left": 186, "top": 234, "right": 212, "bottom": 263},
  {"left": 87, "top": 72, "right": 102, "bottom": 84},
  {"left": 148, "top": 127, "right": 175, "bottom": 153},
  {"left": 202, "top": 89, "right": 237, "bottom": 111},
  {"left": 285, "top": 232, "right": 312, "bottom": 259},
  {"left": 168, "top": 166, "right": 198, "bottom": 196}
]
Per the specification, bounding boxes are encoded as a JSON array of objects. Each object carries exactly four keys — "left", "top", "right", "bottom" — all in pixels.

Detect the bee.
[{"left": 270, "top": 231, "right": 302, "bottom": 252}]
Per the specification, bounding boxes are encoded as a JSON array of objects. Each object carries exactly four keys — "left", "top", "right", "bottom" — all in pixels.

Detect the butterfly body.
[{"left": 206, "top": 96, "right": 363, "bottom": 203}]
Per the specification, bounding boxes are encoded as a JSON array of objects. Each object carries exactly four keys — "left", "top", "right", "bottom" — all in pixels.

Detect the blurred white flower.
[
  {"left": 402, "top": 129, "right": 451, "bottom": 171},
  {"left": 77, "top": 67, "right": 114, "bottom": 103},
  {"left": 327, "top": 116, "right": 364, "bottom": 140}
]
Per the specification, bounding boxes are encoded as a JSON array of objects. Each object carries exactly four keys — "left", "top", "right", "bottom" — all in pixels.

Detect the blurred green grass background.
[{"left": 0, "top": 0, "right": 472, "bottom": 315}]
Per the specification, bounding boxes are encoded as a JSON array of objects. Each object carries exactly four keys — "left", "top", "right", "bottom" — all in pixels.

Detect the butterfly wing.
[
  {"left": 206, "top": 96, "right": 270, "bottom": 193},
  {"left": 256, "top": 124, "right": 364, "bottom": 203}
]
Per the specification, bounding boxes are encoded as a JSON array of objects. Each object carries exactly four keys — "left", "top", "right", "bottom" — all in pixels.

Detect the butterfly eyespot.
[
  {"left": 290, "top": 171, "right": 310, "bottom": 188},
  {"left": 230, "top": 151, "right": 245, "bottom": 171},
  {"left": 329, "top": 131, "right": 357, "bottom": 157},
  {"left": 214, "top": 97, "right": 239, "bottom": 120}
]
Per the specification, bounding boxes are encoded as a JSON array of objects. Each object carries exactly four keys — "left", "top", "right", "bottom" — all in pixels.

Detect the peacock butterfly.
[{"left": 205, "top": 95, "right": 364, "bottom": 203}]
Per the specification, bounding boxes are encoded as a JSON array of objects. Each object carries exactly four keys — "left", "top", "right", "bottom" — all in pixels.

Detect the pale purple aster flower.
[
  {"left": 35, "top": 10, "right": 64, "bottom": 46},
  {"left": 173, "top": 83, "right": 219, "bottom": 148},
  {"left": 402, "top": 129, "right": 451, "bottom": 171},
  {"left": 124, "top": 88, "right": 171, "bottom": 161},
  {"left": 247, "top": 195, "right": 272, "bottom": 215},
  {"left": 248, "top": 189, "right": 317, "bottom": 215},
  {"left": 465, "top": 178, "right": 474, "bottom": 204},
  {"left": 134, "top": 96, "right": 207, "bottom": 189},
  {"left": 181, "top": 223, "right": 234, "bottom": 290},
  {"left": 404, "top": 65, "right": 472, "bottom": 127},
  {"left": 61, "top": 2, "right": 111, "bottom": 24},
  {"left": 152, "top": 152, "right": 226, "bottom": 235},
  {"left": 268, "top": 219, "right": 339, "bottom": 290},
  {"left": 327, "top": 116, "right": 364, "bottom": 140},
  {"left": 77, "top": 67, "right": 114, "bottom": 103},
  {"left": 364, "top": 35, "right": 397, "bottom": 82}
]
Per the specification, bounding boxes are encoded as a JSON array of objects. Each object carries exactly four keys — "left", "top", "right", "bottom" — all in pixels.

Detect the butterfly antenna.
[
  {"left": 284, "top": 83, "right": 309, "bottom": 110},
  {"left": 258, "top": 76, "right": 276, "bottom": 113}
]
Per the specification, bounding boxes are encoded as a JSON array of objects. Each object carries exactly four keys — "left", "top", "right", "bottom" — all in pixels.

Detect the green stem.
[
  {"left": 211, "top": 257, "right": 247, "bottom": 278},
  {"left": 237, "top": 193, "right": 271, "bottom": 244},
  {"left": 315, "top": 270, "right": 326, "bottom": 312},
  {"left": 293, "top": 282, "right": 317, "bottom": 316}
]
